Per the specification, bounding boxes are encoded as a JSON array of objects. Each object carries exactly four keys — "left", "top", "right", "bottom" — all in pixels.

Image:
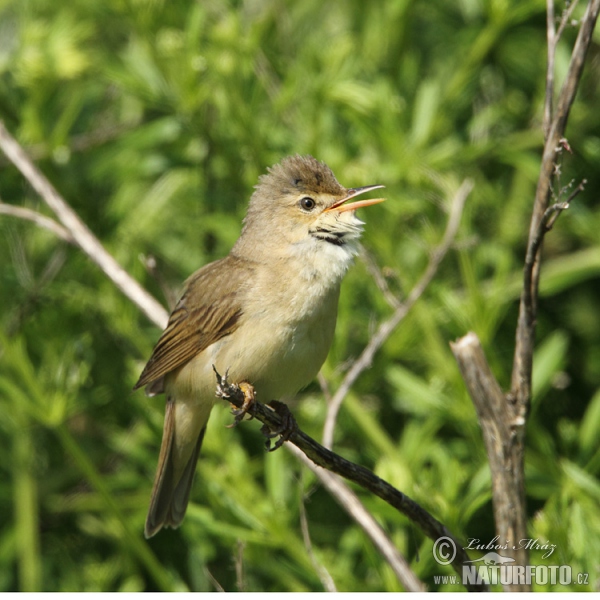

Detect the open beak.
[{"left": 325, "top": 184, "right": 386, "bottom": 213}]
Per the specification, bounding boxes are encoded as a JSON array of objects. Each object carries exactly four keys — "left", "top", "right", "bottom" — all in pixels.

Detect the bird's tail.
[{"left": 144, "top": 396, "right": 206, "bottom": 538}]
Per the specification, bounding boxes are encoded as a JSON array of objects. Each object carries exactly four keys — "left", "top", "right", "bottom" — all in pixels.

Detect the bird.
[{"left": 134, "top": 154, "right": 384, "bottom": 538}]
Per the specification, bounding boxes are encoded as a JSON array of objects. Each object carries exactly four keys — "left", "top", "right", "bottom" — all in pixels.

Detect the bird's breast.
[{"left": 211, "top": 277, "right": 341, "bottom": 400}]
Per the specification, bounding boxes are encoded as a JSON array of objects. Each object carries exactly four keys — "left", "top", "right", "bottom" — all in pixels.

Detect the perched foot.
[
  {"left": 227, "top": 382, "right": 255, "bottom": 427},
  {"left": 213, "top": 366, "right": 255, "bottom": 427},
  {"left": 261, "top": 400, "right": 298, "bottom": 452}
]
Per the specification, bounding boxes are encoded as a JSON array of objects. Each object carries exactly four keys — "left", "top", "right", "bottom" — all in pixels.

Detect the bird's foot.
[
  {"left": 227, "top": 381, "right": 256, "bottom": 426},
  {"left": 213, "top": 366, "right": 256, "bottom": 427},
  {"left": 261, "top": 400, "right": 298, "bottom": 452}
]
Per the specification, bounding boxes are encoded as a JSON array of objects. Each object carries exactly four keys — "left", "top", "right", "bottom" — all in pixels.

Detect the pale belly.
[
  {"left": 171, "top": 281, "right": 340, "bottom": 404},
  {"left": 212, "top": 289, "right": 338, "bottom": 400}
]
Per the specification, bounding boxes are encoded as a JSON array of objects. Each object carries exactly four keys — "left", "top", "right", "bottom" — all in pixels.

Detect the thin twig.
[
  {"left": 139, "top": 254, "right": 179, "bottom": 311},
  {"left": 544, "top": 0, "right": 582, "bottom": 137},
  {"left": 204, "top": 567, "right": 226, "bottom": 592},
  {"left": 0, "top": 121, "right": 169, "bottom": 329},
  {"left": 562, "top": 176, "right": 587, "bottom": 207},
  {"left": 234, "top": 540, "right": 246, "bottom": 592},
  {"left": 214, "top": 370, "right": 486, "bottom": 592},
  {"left": 359, "top": 245, "right": 401, "bottom": 310},
  {"left": 292, "top": 446, "right": 426, "bottom": 592},
  {"left": 322, "top": 179, "right": 473, "bottom": 449},
  {"left": 544, "top": 0, "right": 557, "bottom": 137},
  {"left": 557, "top": 0, "right": 582, "bottom": 40},
  {"left": 0, "top": 201, "right": 74, "bottom": 244},
  {"left": 523, "top": 183, "right": 584, "bottom": 315},
  {"left": 298, "top": 488, "right": 337, "bottom": 592},
  {"left": 317, "top": 372, "right": 333, "bottom": 405},
  {"left": 6, "top": 247, "right": 67, "bottom": 336}
]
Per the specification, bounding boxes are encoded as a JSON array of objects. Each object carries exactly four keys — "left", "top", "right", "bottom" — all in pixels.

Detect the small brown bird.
[{"left": 135, "top": 155, "right": 384, "bottom": 538}]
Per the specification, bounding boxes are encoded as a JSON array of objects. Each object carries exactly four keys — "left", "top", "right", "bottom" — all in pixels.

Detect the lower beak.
[{"left": 326, "top": 184, "right": 386, "bottom": 213}]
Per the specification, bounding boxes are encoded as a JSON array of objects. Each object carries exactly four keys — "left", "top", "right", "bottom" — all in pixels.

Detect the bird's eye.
[{"left": 299, "top": 197, "right": 316, "bottom": 211}]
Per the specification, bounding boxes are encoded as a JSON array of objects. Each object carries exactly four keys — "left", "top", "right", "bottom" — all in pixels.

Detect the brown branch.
[
  {"left": 0, "top": 121, "right": 169, "bottom": 330},
  {"left": 322, "top": 179, "right": 473, "bottom": 449},
  {"left": 450, "top": 2, "right": 599, "bottom": 592},
  {"left": 451, "top": 333, "right": 528, "bottom": 569},
  {"left": 512, "top": 0, "right": 599, "bottom": 429},
  {"left": 214, "top": 369, "right": 487, "bottom": 592}
]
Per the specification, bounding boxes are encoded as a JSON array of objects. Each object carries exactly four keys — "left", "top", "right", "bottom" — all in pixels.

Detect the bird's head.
[{"left": 235, "top": 155, "right": 384, "bottom": 266}]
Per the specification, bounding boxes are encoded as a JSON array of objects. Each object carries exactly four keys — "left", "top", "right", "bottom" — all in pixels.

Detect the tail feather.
[
  {"left": 167, "top": 427, "right": 205, "bottom": 526},
  {"left": 144, "top": 397, "right": 206, "bottom": 538}
]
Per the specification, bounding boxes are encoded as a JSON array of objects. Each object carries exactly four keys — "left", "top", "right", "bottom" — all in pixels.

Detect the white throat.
[{"left": 290, "top": 229, "right": 360, "bottom": 285}]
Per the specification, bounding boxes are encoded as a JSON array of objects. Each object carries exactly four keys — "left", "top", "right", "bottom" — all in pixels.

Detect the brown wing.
[{"left": 134, "top": 255, "right": 250, "bottom": 390}]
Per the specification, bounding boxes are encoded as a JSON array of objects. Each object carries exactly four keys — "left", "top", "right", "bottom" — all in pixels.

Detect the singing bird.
[{"left": 135, "top": 155, "right": 384, "bottom": 538}]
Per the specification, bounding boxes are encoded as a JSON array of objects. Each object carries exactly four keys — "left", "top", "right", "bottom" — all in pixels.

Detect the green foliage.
[{"left": 1, "top": 0, "right": 599, "bottom": 591}]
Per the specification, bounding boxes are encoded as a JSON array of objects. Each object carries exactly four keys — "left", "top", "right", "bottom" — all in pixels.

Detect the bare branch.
[
  {"left": 512, "top": 0, "right": 599, "bottom": 406},
  {"left": 0, "top": 121, "right": 169, "bottom": 330},
  {"left": 451, "top": 332, "right": 528, "bottom": 571},
  {"left": 545, "top": 0, "right": 582, "bottom": 136},
  {"left": 450, "top": 4, "right": 599, "bottom": 591},
  {"left": 322, "top": 179, "right": 473, "bottom": 449},
  {"left": 215, "top": 371, "right": 486, "bottom": 592}
]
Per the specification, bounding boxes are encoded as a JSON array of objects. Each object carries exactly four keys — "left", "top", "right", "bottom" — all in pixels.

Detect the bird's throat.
[{"left": 288, "top": 230, "right": 359, "bottom": 286}]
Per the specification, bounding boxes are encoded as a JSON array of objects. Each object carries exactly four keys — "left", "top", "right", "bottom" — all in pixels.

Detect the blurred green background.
[{"left": 1, "top": 0, "right": 599, "bottom": 591}]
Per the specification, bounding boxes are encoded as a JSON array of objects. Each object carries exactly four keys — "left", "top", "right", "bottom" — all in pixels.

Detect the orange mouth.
[{"left": 326, "top": 184, "right": 385, "bottom": 213}]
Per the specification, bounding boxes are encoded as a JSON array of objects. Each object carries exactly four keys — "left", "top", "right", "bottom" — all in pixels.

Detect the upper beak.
[{"left": 325, "top": 184, "right": 386, "bottom": 213}]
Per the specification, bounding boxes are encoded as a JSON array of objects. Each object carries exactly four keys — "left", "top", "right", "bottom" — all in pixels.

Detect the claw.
[
  {"left": 213, "top": 366, "right": 231, "bottom": 398},
  {"left": 261, "top": 400, "right": 298, "bottom": 452}
]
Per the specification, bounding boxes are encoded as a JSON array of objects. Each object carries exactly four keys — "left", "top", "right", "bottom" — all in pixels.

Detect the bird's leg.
[
  {"left": 213, "top": 366, "right": 255, "bottom": 426},
  {"left": 261, "top": 400, "right": 298, "bottom": 452}
]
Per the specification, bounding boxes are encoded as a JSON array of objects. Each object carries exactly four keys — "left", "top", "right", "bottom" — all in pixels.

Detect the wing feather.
[{"left": 134, "top": 255, "right": 250, "bottom": 390}]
